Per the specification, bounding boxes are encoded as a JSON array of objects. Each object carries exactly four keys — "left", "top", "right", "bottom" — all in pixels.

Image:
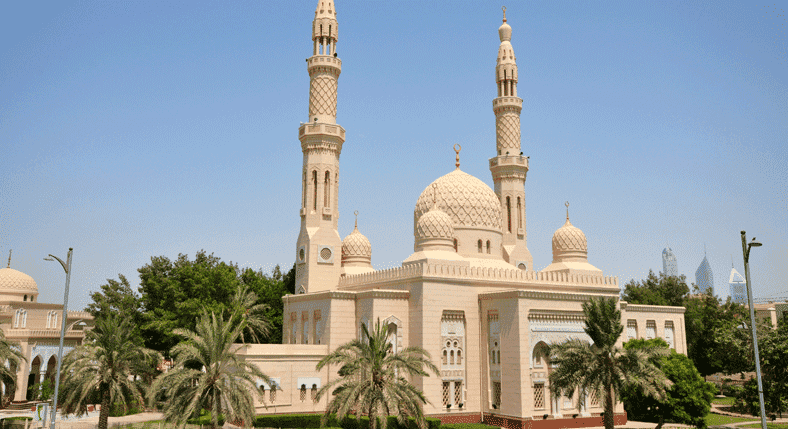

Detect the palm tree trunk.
[
  {"left": 655, "top": 414, "right": 664, "bottom": 429},
  {"left": 604, "top": 386, "right": 615, "bottom": 429},
  {"left": 368, "top": 403, "right": 376, "bottom": 429},
  {"left": 211, "top": 390, "right": 219, "bottom": 429},
  {"left": 98, "top": 389, "right": 111, "bottom": 429}
]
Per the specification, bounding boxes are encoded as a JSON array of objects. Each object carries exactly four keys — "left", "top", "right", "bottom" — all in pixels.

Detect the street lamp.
[
  {"left": 43, "top": 248, "right": 72, "bottom": 429},
  {"left": 740, "top": 232, "right": 766, "bottom": 429}
]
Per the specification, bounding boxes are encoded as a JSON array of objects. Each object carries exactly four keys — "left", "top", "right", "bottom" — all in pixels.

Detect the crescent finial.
[
  {"left": 453, "top": 144, "right": 462, "bottom": 170},
  {"left": 565, "top": 201, "right": 570, "bottom": 220},
  {"left": 502, "top": 6, "right": 507, "bottom": 23},
  {"left": 354, "top": 210, "right": 359, "bottom": 229}
]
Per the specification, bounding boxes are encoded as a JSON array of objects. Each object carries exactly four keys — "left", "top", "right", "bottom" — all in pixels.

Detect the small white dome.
[
  {"left": 342, "top": 225, "right": 371, "bottom": 263},
  {"left": 416, "top": 208, "right": 454, "bottom": 242},
  {"left": 499, "top": 21, "right": 512, "bottom": 42},
  {"left": 552, "top": 218, "right": 588, "bottom": 262}
]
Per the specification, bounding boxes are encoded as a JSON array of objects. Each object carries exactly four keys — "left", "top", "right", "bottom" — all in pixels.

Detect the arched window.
[
  {"left": 506, "top": 196, "right": 512, "bottom": 232},
  {"left": 453, "top": 238, "right": 458, "bottom": 252},
  {"left": 23, "top": 295, "right": 27, "bottom": 302},
  {"left": 450, "top": 350, "right": 455, "bottom": 365},
  {"left": 477, "top": 240, "right": 483, "bottom": 253},
  {"left": 312, "top": 171, "right": 318, "bottom": 211},
  {"left": 302, "top": 171, "right": 307, "bottom": 208},
  {"left": 517, "top": 197, "right": 522, "bottom": 229},
  {"left": 300, "top": 385, "right": 307, "bottom": 402},
  {"left": 443, "top": 350, "right": 448, "bottom": 365},
  {"left": 324, "top": 171, "right": 330, "bottom": 208},
  {"left": 457, "top": 350, "right": 462, "bottom": 364},
  {"left": 311, "top": 384, "right": 318, "bottom": 402},
  {"left": 486, "top": 240, "right": 491, "bottom": 254}
]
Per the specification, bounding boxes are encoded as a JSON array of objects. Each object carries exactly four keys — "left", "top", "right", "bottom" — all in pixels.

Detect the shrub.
[{"left": 252, "top": 414, "right": 440, "bottom": 429}]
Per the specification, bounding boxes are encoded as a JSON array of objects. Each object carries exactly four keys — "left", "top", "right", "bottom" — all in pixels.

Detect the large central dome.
[{"left": 414, "top": 169, "right": 502, "bottom": 232}]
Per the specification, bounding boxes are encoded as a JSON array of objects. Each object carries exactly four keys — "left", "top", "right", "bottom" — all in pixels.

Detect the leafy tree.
[
  {"left": 736, "top": 319, "right": 788, "bottom": 418},
  {"left": 548, "top": 297, "right": 671, "bottom": 429},
  {"left": 148, "top": 312, "right": 270, "bottom": 429},
  {"left": 239, "top": 266, "right": 290, "bottom": 345},
  {"left": 621, "top": 270, "right": 690, "bottom": 307},
  {"left": 682, "top": 289, "right": 751, "bottom": 376},
  {"left": 315, "top": 319, "right": 439, "bottom": 429},
  {"left": 622, "top": 338, "right": 716, "bottom": 429},
  {"left": 86, "top": 274, "right": 143, "bottom": 322},
  {"left": 0, "top": 330, "right": 25, "bottom": 406},
  {"left": 60, "top": 314, "right": 160, "bottom": 429}
]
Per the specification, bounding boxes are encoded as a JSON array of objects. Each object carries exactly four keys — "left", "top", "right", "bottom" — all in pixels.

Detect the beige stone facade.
[
  {"left": 0, "top": 263, "right": 92, "bottom": 402},
  {"left": 244, "top": 3, "right": 687, "bottom": 427}
]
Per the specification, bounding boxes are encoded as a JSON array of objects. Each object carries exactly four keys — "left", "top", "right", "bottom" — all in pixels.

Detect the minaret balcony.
[
  {"left": 307, "top": 55, "right": 342, "bottom": 75},
  {"left": 489, "top": 154, "right": 528, "bottom": 168},
  {"left": 492, "top": 96, "right": 523, "bottom": 114},
  {"left": 489, "top": 155, "right": 529, "bottom": 181},
  {"left": 299, "top": 122, "right": 346, "bottom": 140}
]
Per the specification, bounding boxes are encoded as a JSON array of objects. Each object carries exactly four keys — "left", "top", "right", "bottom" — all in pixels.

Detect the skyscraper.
[
  {"left": 662, "top": 247, "right": 678, "bottom": 277},
  {"left": 729, "top": 265, "right": 746, "bottom": 304},
  {"left": 695, "top": 253, "right": 714, "bottom": 295}
]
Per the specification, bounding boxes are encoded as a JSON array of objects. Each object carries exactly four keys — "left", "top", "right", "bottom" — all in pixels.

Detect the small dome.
[
  {"left": 342, "top": 225, "right": 371, "bottom": 262},
  {"left": 416, "top": 208, "right": 455, "bottom": 241},
  {"left": 414, "top": 169, "right": 502, "bottom": 233},
  {"left": 552, "top": 218, "right": 588, "bottom": 262},
  {"left": 499, "top": 21, "right": 512, "bottom": 42},
  {"left": 0, "top": 267, "right": 39, "bottom": 294}
]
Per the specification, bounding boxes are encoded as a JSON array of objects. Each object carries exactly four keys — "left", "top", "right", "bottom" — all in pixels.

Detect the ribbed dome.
[
  {"left": 414, "top": 169, "right": 502, "bottom": 233},
  {"left": 0, "top": 268, "right": 39, "bottom": 294},
  {"left": 499, "top": 21, "right": 512, "bottom": 42},
  {"left": 416, "top": 207, "right": 454, "bottom": 241},
  {"left": 552, "top": 218, "right": 588, "bottom": 262},
  {"left": 342, "top": 225, "right": 371, "bottom": 262}
]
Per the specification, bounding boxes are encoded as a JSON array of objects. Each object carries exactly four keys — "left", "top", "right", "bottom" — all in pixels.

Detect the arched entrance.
[
  {"left": 26, "top": 356, "right": 41, "bottom": 401},
  {"left": 45, "top": 356, "right": 57, "bottom": 383}
]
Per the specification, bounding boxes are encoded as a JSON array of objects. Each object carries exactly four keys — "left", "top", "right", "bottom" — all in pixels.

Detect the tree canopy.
[
  {"left": 621, "top": 270, "right": 689, "bottom": 307},
  {"left": 621, "top": 338, "right": 716, "bottom": 429}
]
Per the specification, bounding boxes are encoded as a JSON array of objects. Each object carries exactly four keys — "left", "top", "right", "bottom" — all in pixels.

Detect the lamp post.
[
  {"left": 740, "top": 232, "right": 766, "bottom": 429},
  {"left": 43, "top": 248, "right": 72, "bottom": 429}
]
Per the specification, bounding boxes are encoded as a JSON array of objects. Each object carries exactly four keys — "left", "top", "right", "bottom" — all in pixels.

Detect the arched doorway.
[
  {"left": 26, "top": 356, "right": 41, "bottom": 401},
  {"left": 45, "top": 356, "right": 57, "bottom": 383}
]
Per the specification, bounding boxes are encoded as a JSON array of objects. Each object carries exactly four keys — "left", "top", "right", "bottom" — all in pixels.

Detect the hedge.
[{"left": 253, "top": 413, "right": 441, "bottom": 429}]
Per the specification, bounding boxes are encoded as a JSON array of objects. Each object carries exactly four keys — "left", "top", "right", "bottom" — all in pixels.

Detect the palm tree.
[
  {"left": 315, "top": 319, "right": 439, "bottom": 429},
  {"left": 0, "top": 330, "right": 25, "bottom": 407},
  {"left": 548, "top": 297, "right": 671, "bottom": 429},
  {"left": 148, "top": 312, "right": 270, "bottom": 429},
  {"left": 60, "top": 314, "right": 159, "bottom": 429},
  {"left": 227, "top": 283, "right": 270, "bottom": 344}
]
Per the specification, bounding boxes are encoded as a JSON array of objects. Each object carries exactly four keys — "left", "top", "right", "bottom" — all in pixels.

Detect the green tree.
[
  {"left": 682, "top": 289, "right": 751, "bottom": 376},
  {"left": 239, "top": 266, "right": 290, "bottom": 345},
  {"left": 0, "top": 330, "right": 25, "bottom": 406},
  {"left": 548, "top": 297, "right": 671, "bottom": 429},
  {"left": 621, "top": 270, "right": 690, "bottom": 307},
  {"left": 86, "top": 274, "right": 143, "bottom": 323},
  {"left": 315, "top": 319, "right": 439, "bottom": 429},
  {"left": 622, "top": 338, "right": 716, "bottom": 429},
  {"left": 60, "top": 314, "right": 159, "bottom": 429},
  {"left": 737, "top": 319, "right": 788, "bottom": 418},
  {"left": 148, "top": 312, "right": 270, "bottom": 429}
]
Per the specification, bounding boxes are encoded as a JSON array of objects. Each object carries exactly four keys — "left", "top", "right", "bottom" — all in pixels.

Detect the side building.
[{"left": 0, "top": 257, "right": 93, "bottom": 402}]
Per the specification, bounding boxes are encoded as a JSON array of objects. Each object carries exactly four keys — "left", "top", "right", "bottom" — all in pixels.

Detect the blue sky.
[{"left": 1, "top": 0, "right": 786, "bottom": 310}]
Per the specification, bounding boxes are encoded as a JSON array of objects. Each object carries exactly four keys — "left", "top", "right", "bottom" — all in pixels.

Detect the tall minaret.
[
  {"left": 295, "top": 0, "right": 344, "bottom": 294},
  {"left": 489, "top": 7, "right": 533, "bottom": 270}
]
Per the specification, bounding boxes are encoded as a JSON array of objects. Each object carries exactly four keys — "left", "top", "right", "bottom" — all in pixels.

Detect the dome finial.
[
  {"left": 6, "top": 249, "right": 10, "bottom": 268},
  {"left": 502, "top": 6, "right": 507, "bottom": 23},
  {"left": 354, "top": 210, "right": 359, "bottom": 229},
  {"left": 565, "top": 201, "right": 570, "bottom": 220},
  {"left": 453, "top": 144, "right": 462, "bottom": 170}
]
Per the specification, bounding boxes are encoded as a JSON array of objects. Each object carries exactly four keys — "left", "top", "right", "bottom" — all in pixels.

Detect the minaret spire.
[
  {"left": 295, "top": 0, "right": 345, "bottom": 294},
  {"left": 489, "top": 8, "right": 533, "bottom": 270}
]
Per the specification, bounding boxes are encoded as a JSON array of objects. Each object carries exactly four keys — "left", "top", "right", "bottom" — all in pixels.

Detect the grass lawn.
[
  {"left": 705, "top": 413, "right": 759, "bottom": 426},
  {"left": 739, "top": 424, "right": 788, "bottom": 429},
  {"left": 713, "top": 397, "right": 736, "bottom": 406}
]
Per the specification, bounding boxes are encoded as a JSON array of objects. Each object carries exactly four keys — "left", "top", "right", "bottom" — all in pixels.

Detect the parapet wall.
[{"left": 338, "top": 261, "right": 618, "bottom": 290}]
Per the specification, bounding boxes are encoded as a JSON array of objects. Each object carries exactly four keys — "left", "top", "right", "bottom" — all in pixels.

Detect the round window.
[
  {"left": 320, "top": 247, "right": 332, "bottom": 260},
  {"left": 299, "top": 248, "right": 305, "bottom": 261},
  {"left": 518, "top": 263, "right": 526, "bottom": 270}
]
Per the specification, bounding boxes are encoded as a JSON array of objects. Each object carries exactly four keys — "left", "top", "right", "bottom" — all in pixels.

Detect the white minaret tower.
[
  {"left": 295, "top": 0, "right": 344, "bottom": 294},
  {"left": 489, "top": 7, "right": 533, "bottom": 270}
]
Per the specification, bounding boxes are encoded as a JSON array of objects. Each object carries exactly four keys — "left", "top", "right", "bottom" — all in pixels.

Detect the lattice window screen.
[
  {"left": 270, "top": 388, "right": 276, "bottom": 403},
  {"left": 590, "top": 389, "right": 599, "bottom": 407},
  {"left": 533, "top": 383, "right": 545, "bottom": 409},
  {"left": 300, "top": 385, "right": 307, "bottom": 402},
  {"left": 627, "top": 320, "right": 637, "bottom": 340},
  {"left": 493, "top": 381, "right": 502, "bottom": 407},
  {"left": 442, "top": 382, "right": 450, "bottom": 407},
  {"left": 454, "top": 381, "right": 462, "bottom": 406}
]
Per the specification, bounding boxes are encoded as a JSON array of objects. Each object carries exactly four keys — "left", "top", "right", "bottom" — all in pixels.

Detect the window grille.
[
  {"left": 646, "top": 320, "right": 656, "bottom": 339},
  {"left": 270, "top": 388, "right": 276, "bottom": 403},
  {"left": 300, "top": 385, "right": 307, "bottom": 402},
  {"left": 493, "top": 381, "right": 502, "bottom": 407},
  {"left": 627, "top": 320, "right": 637, "bottom": 340},
  {"left": 665, "top": 322, "right": 675, "bottom": 348},
  {"left": 590, "top": 389, "right": 599, "bottom": 407},
  {"left": 311, "top": 384, "right": 318, "bottom": 402},
  {"left": 533, "top": 383, "right": 545, "bottom": 409},
  {"left": 454, "top": 381, "right": 462, "bottom": 406},
  {"left": 442, "top": 382, "right": 450, "bottom": 407}
]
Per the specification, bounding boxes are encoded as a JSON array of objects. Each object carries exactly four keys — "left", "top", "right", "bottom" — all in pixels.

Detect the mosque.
[
  {"left": 240, "top": 2, "right": 688, "bottom": 427},
  {"left": 0, "top": 252, "right": 92, "bottom": 403}
]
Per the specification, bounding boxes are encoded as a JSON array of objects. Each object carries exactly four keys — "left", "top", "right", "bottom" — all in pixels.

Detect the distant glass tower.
[
  {"left": 662, "top": 247, "right": 678, "bottom": 277},
  {"left": 695, "top": 253, "right": 714, "bottom": 295},
  {"left": 729, "top": 265, "right": 746, "bottom": 304}
]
